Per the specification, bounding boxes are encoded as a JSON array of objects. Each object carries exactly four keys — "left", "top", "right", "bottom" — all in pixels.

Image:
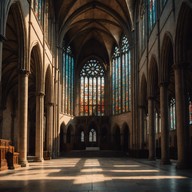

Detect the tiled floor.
[{"left": 0, "top": 157, "right": 192, "bottom": 192}]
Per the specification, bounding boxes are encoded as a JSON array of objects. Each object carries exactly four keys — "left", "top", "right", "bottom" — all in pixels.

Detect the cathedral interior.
[{"left": 0, "top": 1, "right": 192, "bottom": 189}]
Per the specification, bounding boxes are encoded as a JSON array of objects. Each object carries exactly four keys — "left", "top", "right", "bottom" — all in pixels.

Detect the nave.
[{"left": 0, "top": 157, "right": 192, "bottom": 192}]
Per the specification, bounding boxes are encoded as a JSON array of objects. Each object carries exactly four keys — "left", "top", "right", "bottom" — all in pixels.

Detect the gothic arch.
[
  {"left": 122, "top": 123, "right": 130, "bottom": 152},
  {"left": 140, "top": 74, "right": 147, "bottom": 110},
  {"left": 112, "top": 124, "right": 121, "bottom": 150},
  {"left": 45, "top": 65, "right": 53, "bottom": 104},
  {"left": 60, "top": 123, "right": 66, "bottom": 152},
  {"left": 175, "top": 2, "right": 192, "bottom": 65},
  {"left": 160, "top": 33, "right": 174, "bottom": 83},
  {"left": 1, "top": 2, "right": 26, "bottom": 146},
  {"left": 148, "top": 56, "right": 159, "bottom": 98},
  {"left": 66, "top": 124, "right": 75, "bottom": 144},
  {"left": 175, "top": 3, "right": 192, "bottom": 96}
]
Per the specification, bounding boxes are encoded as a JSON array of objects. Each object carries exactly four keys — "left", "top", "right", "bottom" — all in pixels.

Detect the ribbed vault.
[{"left": 55, "top": 0, "right": 135, "bottom": 64}]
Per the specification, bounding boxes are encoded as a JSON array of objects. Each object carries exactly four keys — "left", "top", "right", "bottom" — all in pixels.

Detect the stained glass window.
[
  {"left": 89, "top": 129, "right": 96, "bottom": 142},
  {"left": 148, "top": 0, "right": 157, "bottom": 32},
  {"left": 112, "top": 35, "right": 131, "bottom": 115},
  {"left": 80, "top": 58, "right": 105, "bottom": 116},
  {"left": 33, "top": 0, "right": 44, "bottom": 25},
  {"left": 169, "top": 98, "right": 176, "bottom": 130},
  {"left": 63, "top": 45, "right": 74, "bottom": 115},
  {"left": 140, "top": 1, "right": 146, "bottom": 52}
]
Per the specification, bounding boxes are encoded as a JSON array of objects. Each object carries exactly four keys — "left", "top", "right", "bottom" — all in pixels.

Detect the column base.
[
  {"left": 148, "top": 156, "right": 156, "bottom": 161},
  {"left": 36, "top": 157, "right": 44, "bottom": 162},
  {"left": 176, "top": 161, "right": 189, "bottom": 169},
  {"left": 19, "top": 160, "right": 29, "bottom": 167},
  {"left": 160, "top": 159, "right": 171, "bottom": 165}
]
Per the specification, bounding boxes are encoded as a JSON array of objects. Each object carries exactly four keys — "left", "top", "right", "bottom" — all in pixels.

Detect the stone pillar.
[
  {"left": 139, "top": 106, "right": 145, "bottom": 149},
  {"left": 35, "top": 92, "right": 44, "bottom": 162},
  {"left": 160, "top": 83, "right": 170, "bottom": 164},
  {"left": 174, "top": 65, "right": 189, "bottom": 168},
  {"left": 19, "top": 70, "right": 29, "bottom": 167},
  {"left": 47, "top": 102, "right": 53, "bottom": 157},
  {"left": 148, "top": 97, "right": 156, "bottom": 160}
]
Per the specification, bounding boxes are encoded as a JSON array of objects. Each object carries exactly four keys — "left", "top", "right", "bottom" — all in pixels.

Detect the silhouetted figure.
[{"left": 6, "top": 148, "right": 14, "bottom": 169}]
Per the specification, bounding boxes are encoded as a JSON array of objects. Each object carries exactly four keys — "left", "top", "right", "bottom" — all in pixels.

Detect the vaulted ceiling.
[{"left": 55, "top": 0, "right": 136, "bottom": 64}]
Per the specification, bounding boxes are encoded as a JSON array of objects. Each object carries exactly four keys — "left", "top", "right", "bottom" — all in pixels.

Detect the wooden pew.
[{"left": 0, "top": 139, "right": 20, "bottom": 171}]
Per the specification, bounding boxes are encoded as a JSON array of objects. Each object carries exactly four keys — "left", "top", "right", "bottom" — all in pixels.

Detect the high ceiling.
[{"left": 55, "top": 0, "right": 136, "bottom": 64}]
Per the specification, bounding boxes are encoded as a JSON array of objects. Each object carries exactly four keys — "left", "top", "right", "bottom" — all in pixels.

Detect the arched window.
[
  {"left": 80, "top": 58, "right": 105, "bottom": 116},
  {"left": 81, "top": 131, "right": 85, "bottom": 142},
  {"left": 89, "top": 129, "right": 96, "bottom": 142},
  {"left": 169, "top": 98, "right": 176, "bottom": 130},
  {"left": 112, "top": 35, "right": 131, "bottom": 115},
  {"left": 63, "top": 45, "right": 74, "bottom": 115},
  {"left": 44, "top": 0, "right": 53, "bottom": 47},
  {"left": 148, "top": 0, "right": 157, "bottom": 32},
  {"left": 33, "top": 0, "right": 44, "bottom": 25},
  {"left": 112, "top": 46, "right": 120, "bottom": 114},
  {"left": 140, "top": 1, "right": 147, "bottom": 53}
]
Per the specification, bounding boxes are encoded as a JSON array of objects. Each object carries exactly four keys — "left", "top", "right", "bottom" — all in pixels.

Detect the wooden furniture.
[{"left": 0, "top": 139, "right": 20, "bottom": 171}]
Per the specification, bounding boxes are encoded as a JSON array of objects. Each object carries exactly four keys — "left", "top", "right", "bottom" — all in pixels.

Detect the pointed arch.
[
  {"left": 45, "top": 65, "right": 53, "bottom": 104},
  {"left": 140, "top": 74, "right": 147, "bottom": 109},
  {"left": 148, "top": 56, "right": 159, "bottom": 98},
  {"left": 175, "top": 2, "right": 192, "bottom": 65},
  {"left": 160, "top": 32, "right": 174, "bottom": 84}
]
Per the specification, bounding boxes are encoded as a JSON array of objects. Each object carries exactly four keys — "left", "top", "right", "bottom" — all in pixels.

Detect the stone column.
[
  {"left": 46, "top": 102, "right": 53, "bottom": 157},
  {"left": 19, "top": 70, "right": 29, "bottom": 167},
  {"left": 148, "top": 97, "right": 156, "bottom": 160},
  {"left": 160, "top": 83, "right": 170, "bottom": 164},
  {"left": 35, "top": 92, "right": 44, "bottom": 162},
  {"left": 139, "top": 105, "right": 145, "bottom": 149},
  {"left": 174, "top": 64, "right": 189, "bottom": 168}
]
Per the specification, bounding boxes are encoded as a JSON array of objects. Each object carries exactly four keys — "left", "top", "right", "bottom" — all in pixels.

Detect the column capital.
[
  {"left": 37, "top": 92, "right": 45, "bottom": 97},
  {"left": 0, "top": 34, "right": 6, "bottom": 42},
  {"left": 172, "top": 63, "right": 189, "bottom": 70},
  {"left": 159, "top": 82, "right": 169, "bottom": 87},
  {"left": 47, "top": 102, "right": 54, "bottom": 106},
  {"left": 19, "top": 69, "right": 30, "bottom": 76},
  {"left": 148, "top": 96, "right": 154, "bottom": 100},
  {"left": 138, "top": 105, "right": 145, "bottom": 109}
]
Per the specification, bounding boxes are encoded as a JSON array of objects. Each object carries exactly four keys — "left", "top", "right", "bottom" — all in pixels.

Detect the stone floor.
[{"left": 0, "top": 157, "right": 192, "bottom": 192}]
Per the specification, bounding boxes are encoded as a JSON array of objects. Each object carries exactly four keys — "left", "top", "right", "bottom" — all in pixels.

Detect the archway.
[
  {"left": 139, "top": 74, "right": 148, "bottom": 151},
  {"left": 59, "top": 123, "right": 66, "bottom": 153},
  {"left": 160, "top": 33, "right": 175, "bottom": 163},
  {"left": 76, "top": 125, "right": 85, "bottom": 150},
  {"left": 174, "top": 3, "right": 192, "bottom": 167},
  {"left": 148, "top": 56, "right": 159, "bottom": 160},
  {"left": 122, "top": 123, "right": 130, "bottom": 152},
  {"left": 1, "top": 2, "right": 25, "bottom": 151},
  {"left": 28, "top": 45, "right": 41, "bottom": 156},
  {"left": 113, "top": 125, "right": 121, "bottom": 150},
  {"left": 100, "top": 126, "right": 108, "bottom": 150},
  {"left": 87, "top": 121, "right": 98, "bottom": 147},
  {"left": 66, "top": 125, "right": 74, "bottom": 151}
]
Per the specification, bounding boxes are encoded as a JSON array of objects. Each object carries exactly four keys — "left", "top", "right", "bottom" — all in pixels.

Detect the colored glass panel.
[
  {"left": 148, "top": 0, "right": 157, "bottom": 32},
  {"left": 62, "top": 45, "right": 74, "bottom": 115},
  {"left": 80, "top": 58, "right": 105, "bottom": 116},
  {"left": 112, "top": 35, "right": 131, "bottom": 115}
]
